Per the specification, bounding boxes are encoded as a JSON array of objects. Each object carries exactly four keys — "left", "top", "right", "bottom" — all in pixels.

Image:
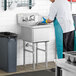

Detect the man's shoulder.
[{"left": 51, "top": 2, "right": 59, "bottom": 9}]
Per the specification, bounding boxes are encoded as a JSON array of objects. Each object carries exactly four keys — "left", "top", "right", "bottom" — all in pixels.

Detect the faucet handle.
[
  {"left": 29, "top": 15, "right": 35, "bottom": 21},
  {"left": 22, "top": 17, "right": 28, "bottom": 22}
]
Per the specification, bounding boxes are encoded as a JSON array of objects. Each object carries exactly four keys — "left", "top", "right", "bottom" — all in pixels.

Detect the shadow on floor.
[
  {"left": 0, "top": 62, "right": 55, "bottom": 76},
  {"left": 8, "top": 69, "right": 55, "bottom": 76}
]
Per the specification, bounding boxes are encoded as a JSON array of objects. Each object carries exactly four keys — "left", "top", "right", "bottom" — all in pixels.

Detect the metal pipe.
[
  {"left": 32, "top": 43, "right": 35, "bottom": 70},
  {"left": 37, "top": 48, "right": 45, "bottom": 52},
  {"left": 29, "top": 0, "right": 32, "bottom": 9},
  {"left": 4, "top": 0, "right": 7, "bottom": 11},
  {"left": 45, "top": 42, "right": 48, "bottom": 68},
  {"left": 25, "top": 49, "right": 33, "bottom": 53},
  {"left": 23, "top": 40, "right": 25, "bottom": 65},
  {"left": 36, "top": 43, "right": 38, "bottom": 65}
]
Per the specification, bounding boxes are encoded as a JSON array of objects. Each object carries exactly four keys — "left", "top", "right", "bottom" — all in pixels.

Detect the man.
[{"left": 42, "top": 0, "right": 75, "bottom": 58}]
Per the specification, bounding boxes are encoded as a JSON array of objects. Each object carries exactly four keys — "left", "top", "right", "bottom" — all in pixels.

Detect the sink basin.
[
  {"left": 18, "top": 24, "right": 51, "bottom": 42},
  {"left": 17, "top": 13, "right": 51, "bottom": 42},
  {"left": 36, "top": 22, "right": 47, "bottom": 25}
]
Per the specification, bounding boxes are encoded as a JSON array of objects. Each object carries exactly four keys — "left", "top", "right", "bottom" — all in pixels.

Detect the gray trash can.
[{"left": 0, "top": 32, "right": 17, "bottom": 73}]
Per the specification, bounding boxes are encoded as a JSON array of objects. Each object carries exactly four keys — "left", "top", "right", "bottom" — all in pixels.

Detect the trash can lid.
[{"left": 0, "top": 32, "right": 17, "bottom": 38}]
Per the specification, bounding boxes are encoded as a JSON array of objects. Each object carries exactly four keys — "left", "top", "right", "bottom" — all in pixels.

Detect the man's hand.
[{"left": 42, "top": 17, "right": 53, "bottom": 23}]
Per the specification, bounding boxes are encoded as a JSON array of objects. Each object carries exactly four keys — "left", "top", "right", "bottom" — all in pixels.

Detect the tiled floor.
[{"left": 0, "top": 62, "right": 55, "bottom": 76}]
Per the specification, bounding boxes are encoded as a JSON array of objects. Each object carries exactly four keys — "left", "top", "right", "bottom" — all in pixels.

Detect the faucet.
[
  {"left": 22, "top": 15, "right": 35, "bottom": 22},
  {"left": 29, "top": 15, "right": 35, "bottom": 21}
]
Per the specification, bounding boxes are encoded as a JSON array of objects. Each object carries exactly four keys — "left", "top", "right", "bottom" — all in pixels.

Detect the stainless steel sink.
[
  {"left": 64, "top": 51, "right": 76, "bottom": 63},
  {"left": 17, "top": 13, "right": 51, "bottom": 42},
  {"left": 18, "top": 24, "right": 51, "bottom": 42}
]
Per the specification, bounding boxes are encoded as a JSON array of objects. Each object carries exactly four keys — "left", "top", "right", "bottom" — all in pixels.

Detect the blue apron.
[
  {"left": 74, "top": 24, "right": 76, "bottom": 51},
  {"left": 74, "top": 31, "right": 76, "bottom": 51},
  {"left": 53, "top": 18, "right": 63, "bottom": 59}
]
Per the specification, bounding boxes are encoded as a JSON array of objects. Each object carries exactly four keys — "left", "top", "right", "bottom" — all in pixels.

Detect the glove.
[{"left": 42, "top": 17, "right": 48, "bottom": 23}]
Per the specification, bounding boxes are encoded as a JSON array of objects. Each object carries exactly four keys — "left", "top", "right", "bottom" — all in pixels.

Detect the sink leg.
[
  {"left": 45, "top": 42, "right": 48, "bottom": 68},
  {"left": 23, "top": 40, "right": 25, "bottom": 65},
  {"left": 36, "top": 43, "right": 38, "bottom": 65},
  {"left": 32, "top": 43, "right": 35, "bottom": 70}
]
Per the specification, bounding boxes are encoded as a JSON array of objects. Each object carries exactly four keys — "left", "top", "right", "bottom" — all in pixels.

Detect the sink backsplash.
[{"left": 17, "top": 13, "right": 43, "bottom": 26}]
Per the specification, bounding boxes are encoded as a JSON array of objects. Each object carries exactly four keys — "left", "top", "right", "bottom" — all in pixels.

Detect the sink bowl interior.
[{"left": 36, "top": 22, "right": 47, "bottom": 26}]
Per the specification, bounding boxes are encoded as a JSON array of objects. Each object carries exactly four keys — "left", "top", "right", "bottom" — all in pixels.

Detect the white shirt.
[{"left": 48, "top": 0, "right": 75, "bottom": 33}]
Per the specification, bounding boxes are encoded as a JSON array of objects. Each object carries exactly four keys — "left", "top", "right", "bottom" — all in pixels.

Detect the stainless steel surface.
[
  {"left": 22, "top": 15, "right": 35, "bottom": 22},
  {"left": 23, "top": 41, "right": 49, "bottom": 70},
  {"left": 19, "top": 26, "right": 51, "bottom": 42},
  {"left": 37, "top": 48, "right": 45, "bottom": 51},
  {"left": 70, "top": 56, "right": 75, "bottom": 63},
  {"left": 17, "top": 13, "right": 51, "bottom": 42},
  {"left": 17, "top": 0, "right": 35, "bottom": 8},
  {"left": 18, "top": 13, "right": 50, "bottom": 70},
  {"left": 36, "top": 43, "right": 38, "bottom": 65},
  {"left": 65, "top": 54, "right": 70, "bottom": 61},
  {"left": 25, "top": 49, "right": 33, "bottom": 53},
  {"left": 2, "top": 0, "right": 35, "bottom": 9},
  {"left": 23, "top": 41, "right": 36, "bottom": 70},
  {"left": 63, "top": 51, "right": 76, "bottom": 63},
  {"left": 32, "top": 43, "right": 35, "bottom": 70},
  {"left": 17, "top": 13, "right": 42, "bottom": 26},
  {"left": 23, "top": 41, "right": 25, "bottom": 65},
  {"left": 36, "top": 22, "right": 47, "bottom": 26},
  {"left": 45, "top": 42, "right": 48, "bottom": 68}
]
